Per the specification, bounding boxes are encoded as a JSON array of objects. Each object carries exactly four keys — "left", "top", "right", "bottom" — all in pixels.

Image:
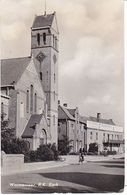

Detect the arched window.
[
  {"left": 54, "top": 73, "right": 55, "bottom": 83},
  {"left": 53, "top": 34, "right": 54, "bottom": 47},
  {"left": 20, "top": 102, "right": 24, "bottom": 118},
  {"left": 40, "top": 72, "right": 42, "bottom": 81},
  {"left": 46, "top": 71, "right": 48, "bottom": 82},
  {"left": 37, "top": 33, "right": 40, "bottom": 45},
  {"left": 40, "top": 129, "right": 47, "bottom": 145},
  {"left": 34, "top": 93, "right": 37, "bottom": 113},
  {"left": 108, "top": 134, "right": 110, "bottom": 141},
  {"left": 43, "top": 33, "right": 46, "bottom": 45},
  {"left": 90, "top": 131, "right": 93, "bottom": 140},
  {"left": 53, "top": 115, "right": 55, "bottom": 125},
  {"left": 54, "top": 91, "right": 55, "bottom": 101},
  {"left": 30, "top": 85, "right": 33, "bottom": 113},
  {"left": 55, "top": 36, "right": 57, "bottom": 49},
  {"left": 26, "top": 90, "right": 29, "bottom": 113}
]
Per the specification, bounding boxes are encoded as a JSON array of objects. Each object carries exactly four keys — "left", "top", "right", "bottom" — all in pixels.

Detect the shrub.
[
  {"left": 24, "top": 144, "right": 60, "bottom": 162},
  {"left": 2, "top": 138, "right": 30, "bottom": 154},
  {"left": 37, "top": 144, "right": 54, "bottom": 161},
  {"left": 24, "top": 150, "right": 38, "bottom": 162},
  {"left": 88, "top": 143, "right": 98, "bottom": 153},
  {"left": 1, "top": 117, "right": 29, "bottom": 155},
  {"left": 51, "top": 143, "right": 59, "bottom": 160},
  {"left": 107, "top": 150, "right": 117, "bottom": 155}
]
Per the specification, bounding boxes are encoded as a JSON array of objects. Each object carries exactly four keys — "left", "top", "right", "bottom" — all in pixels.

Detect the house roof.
[
  {"left": 1, "top": 57, "right": 31, "bottom": 86},
  {"left": 79, "top": 115, "right": 88, "bottom": 124},
  {"left": 67, "top": 109, "right": 76, "bottom": 117},
  {"left": 58, "top": 105, "right": 75, "bottom": 121},
  {"left": 58, "top": 105, "right": 86, "bottom": 124},
  {"left": 22, "top": 114, "right": 43, "bottom": 138},
  {"left": 88, "top": 116, "right": 116, "bottom": 125},
  {"left": 32, "top": 13, "right": 55, "bottom": 28}
]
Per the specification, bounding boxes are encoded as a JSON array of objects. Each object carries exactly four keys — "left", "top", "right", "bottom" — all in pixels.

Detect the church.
[{"left": 1, "top": 12, "right": 59, "bottom": 150}]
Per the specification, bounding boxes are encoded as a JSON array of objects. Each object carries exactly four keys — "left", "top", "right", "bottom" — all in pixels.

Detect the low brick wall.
[{"left": 1, "top": 152, "right": 24, "bottom": 175}]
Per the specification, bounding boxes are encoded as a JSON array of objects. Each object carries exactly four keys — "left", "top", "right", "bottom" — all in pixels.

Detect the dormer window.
[
  {"left": 37, "top": 33, "right": 40, "bottom": 45},
  {"left": 43, "top": 33, "right": 46, "bottom": 45}
]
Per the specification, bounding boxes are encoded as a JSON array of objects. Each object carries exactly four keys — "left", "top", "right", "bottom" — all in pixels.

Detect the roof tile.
[
  {"left": 1, "top": 57, "right": 31, "bottom": 86},
  {"left": 32, "top": 13, "right": 55, "bottom": 28},
  {"left": 22, "top": 114, "right": 43, "bottom": 138}
]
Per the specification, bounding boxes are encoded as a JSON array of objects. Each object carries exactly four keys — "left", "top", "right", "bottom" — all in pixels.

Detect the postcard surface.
[{"left": 1, "top": 0, "right": 124, "bottom": 193}]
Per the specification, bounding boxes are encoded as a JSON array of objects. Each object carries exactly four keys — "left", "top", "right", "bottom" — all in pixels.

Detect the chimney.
[
  {"left": 63, "top": 103, "right": 67, "bottom": 107},
  {"left": 58, "top": 100, "right": 60, "bottom": 105},
  {"left": 97, "top": 113, "right": 101, "bottom": 122}
]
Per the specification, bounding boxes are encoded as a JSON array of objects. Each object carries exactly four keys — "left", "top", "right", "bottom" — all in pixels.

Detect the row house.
[
  {"left": 86, "top": 113, "right": 124, "bottom": 154},
  {"left": 58, "top": 103, "right": 87, "bottom": 153},
  {"left": 58, "top": 104, "right": 124, "bottom": 154}
]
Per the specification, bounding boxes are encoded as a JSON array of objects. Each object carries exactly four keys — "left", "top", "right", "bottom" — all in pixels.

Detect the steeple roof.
[{"left": 32, "top": 12, "right": 55, "bottom": 28}]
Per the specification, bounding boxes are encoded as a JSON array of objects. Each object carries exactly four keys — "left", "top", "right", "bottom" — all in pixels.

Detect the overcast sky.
[{"left": 0, "top": 0, "right": 124, "bottom": 125}]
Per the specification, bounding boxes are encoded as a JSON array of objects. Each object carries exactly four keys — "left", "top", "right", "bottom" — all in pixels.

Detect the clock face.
[
  {"left": 53, "top": 54, "right": 57, "bottom": 64},
  {"left": 36, "top": 52, "right": 46, "bottom": 62}
]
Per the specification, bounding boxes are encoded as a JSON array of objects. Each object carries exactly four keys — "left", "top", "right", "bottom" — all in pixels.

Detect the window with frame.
[
  {"left": 54, "top": 73, "right": 55, "bottom": 83},
  {"left": 53, "top": 34, "right": 54, "bottom": 47},
  {"left": 103, "top": 133, "right": 105, "bottom": 141},
  {"left": 37, "top": 33, "right": 40, "bottom": 45},
  {"left": 34, "top": 93, "right": 37, "bottom": 113},
  {"left": 26, "top": 90, "right": 29, "bottom": 113},
  {"left": 46, "top": 71, "right": 48, "bottom": 83},
  {"left": 71, "top": 124, "right": 74, "bottom": 129},
  {"left": 30, "top": 85, "right": 33, "bottom": 114},
  {"left": 20, "top": 102, "right": 24, "bottom": 118},
  {"left": 40, "top": 72, "right": 42, "bottom": 81},
  {"left": 54, "top": 91, "right": 55, "bottom": 101},
  {"left": 90, "top": 131, "right": 93, "bottom": 140},
  {"left": 53, "top": 115, "right": 55, "bottom": 125},
  {"left": 43, "top": 32, "right": 46, "bottom": 44},
  {"left": 55, "top": 36, "right": 57, "bottom": 49},
  {"left": 96, "top": 132, "right": 98, "bottom": 140},
  {"left": 107, "top": 134, "right": 110, "bottom": 141}
]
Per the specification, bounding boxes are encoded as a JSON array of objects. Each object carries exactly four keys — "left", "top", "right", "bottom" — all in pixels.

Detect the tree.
[
  {"left": 1, "top": 114, "right": 29, "bottom": 154},
  {"left": 58, "top": 135, "right": 73, "bottom": 155}
]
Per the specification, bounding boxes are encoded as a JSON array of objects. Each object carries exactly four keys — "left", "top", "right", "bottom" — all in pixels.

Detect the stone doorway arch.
[{"left": 40, "top": 129, "right": 47, "bottom": 145}]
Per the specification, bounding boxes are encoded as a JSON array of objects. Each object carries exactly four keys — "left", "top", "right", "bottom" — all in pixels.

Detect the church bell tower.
[{"left": 31, "top": 12, "right": 59, "bottom": 145}]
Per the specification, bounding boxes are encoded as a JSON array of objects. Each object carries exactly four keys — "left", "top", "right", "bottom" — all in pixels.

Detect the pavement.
[
  {"left": 1, "top": 153, "right": 124, "bottom": 176},
  {"left": 1, "top": 157, "right": 124, "bottom": 193}
]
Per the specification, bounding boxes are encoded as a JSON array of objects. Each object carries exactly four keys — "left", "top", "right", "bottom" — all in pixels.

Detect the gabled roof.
[
  {"left": 1, "top": 57, "right": 31, "bottom": 86},
  {"left": 58, "top": 105, "right": 86, "bottom": 124},
  {"left": 88, "top": 116, "right": 116, "bottom": 125},
  {"left": 22, "top": 114, "right": 43, "bottom": 138},
  {"left": 58, "top": 105, "right": 75, "bottom": 121},
  {"left": 67, "top": 109, "right": 76, "bottom": 117},
  {"left": 32, "top": 13, "right": 55, "bottom": 28}
]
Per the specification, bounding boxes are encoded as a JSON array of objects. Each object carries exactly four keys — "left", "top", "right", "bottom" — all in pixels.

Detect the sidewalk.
[{"left": 1, "top": 153, "right": 124, "bottom": 176}]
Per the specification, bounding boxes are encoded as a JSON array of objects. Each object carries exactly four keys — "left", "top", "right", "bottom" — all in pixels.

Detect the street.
[{"left": 1, "top": 158, "right": 124, "bottom": 193}]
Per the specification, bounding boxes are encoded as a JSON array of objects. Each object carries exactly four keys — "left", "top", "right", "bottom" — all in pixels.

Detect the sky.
[{"left": 0, "top": 0, "right": 124, "bottom": 126}]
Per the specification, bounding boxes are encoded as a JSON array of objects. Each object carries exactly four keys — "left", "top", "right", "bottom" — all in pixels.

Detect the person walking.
[
  {"left": 79, "top": 148, "right": 84, "bottom": 164},
  {"left": 82, "top": 147, "right": 86, "bottom": 163}
]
